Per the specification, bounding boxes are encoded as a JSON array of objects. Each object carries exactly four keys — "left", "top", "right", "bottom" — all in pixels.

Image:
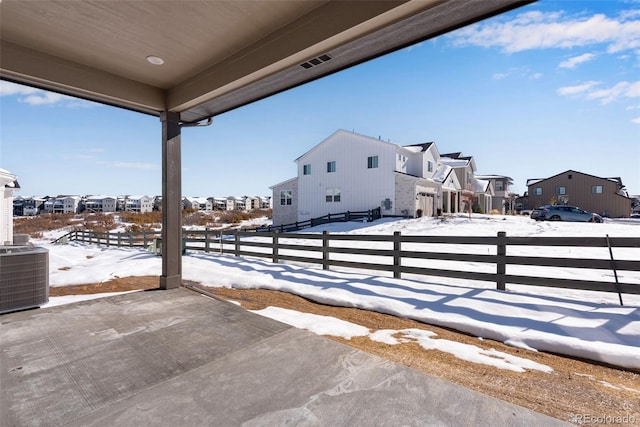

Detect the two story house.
[
  {"left": 527, "top": 170, "right": 632, "bottom": 217},
  {"left": 124, "top": 195, "right": 154, "bottom": 213},
  {"left": 475, "top": 175, "right": 514, "bottom": 214},
  {"left": 271, "top": 130, "right": 499, "bottom": 226},
  {"left": 183, "top": 197, "right": 213, "bottom": 212},
  {"left": 44, "top": 196, "right": 82, "bottom": 214},
  {"left": 85, "top": 195, "right": 117, "bottom": 213}
]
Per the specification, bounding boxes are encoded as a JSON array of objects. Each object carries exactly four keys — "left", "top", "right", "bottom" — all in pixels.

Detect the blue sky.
[{"left": 1, "top": 0, "right": 639, "bottom": 199}]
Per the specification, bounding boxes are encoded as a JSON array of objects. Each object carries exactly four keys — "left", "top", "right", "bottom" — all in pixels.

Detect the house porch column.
[{"left": 160, "top": 111, "right": 182, "bottom": 290}]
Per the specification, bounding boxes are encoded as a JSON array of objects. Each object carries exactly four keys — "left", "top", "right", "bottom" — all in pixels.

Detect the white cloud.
[
  {"left": 556, "top": 80, "right": 600, "bottom": 96},
  {"left": 559, "top": 53, "right": 597, "bottom": 68},
  {"left": 0, "top": 81, "right": 40, "bottom": 96},
  {"left": 587, "top": 81, "right": 640, "bottom": 104},
  {"left": 632, "top": 116, "right": 640, "bottom": 124},
  {"left": 558, "top": 80, "right": 640, "bottom": 104},
  {"left": 492, "top": 67, "right": 542, "bottom": 81},
  {"left": 0, "top": 80, "right": 96, "bottom": 107},
  {"left": 450, "top": 10, "right": 640, "bottom": 55},
  {"left": 110, "top": 162, "right": 159, "bottom": 171}
]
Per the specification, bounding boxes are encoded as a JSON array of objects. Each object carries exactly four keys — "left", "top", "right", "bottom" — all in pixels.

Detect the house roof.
[
  {"left": 475, "top": 174, "right": 514, "bottom": 184},
  {"left": 0, "top": 1, "right": 530, "bottom": 124},
  {"left": 526, "top": 170, "right": 626, "bottom": 190},
  {"left": 403, "top": 142, "right": 435, "bottom": 152}
]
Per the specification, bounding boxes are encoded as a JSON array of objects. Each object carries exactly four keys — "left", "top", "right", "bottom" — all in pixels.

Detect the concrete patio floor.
[{"left": 1, "top": 288, "right": 569, "bottom": 426}]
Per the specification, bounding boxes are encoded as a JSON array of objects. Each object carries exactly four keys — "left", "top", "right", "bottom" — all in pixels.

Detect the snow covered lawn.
[{"left": 40, "top": 214, "right": 640, "bottom": 370}]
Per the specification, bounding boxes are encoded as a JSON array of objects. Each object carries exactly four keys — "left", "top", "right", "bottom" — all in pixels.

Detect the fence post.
[
  {"left": 273, "top": 232, "right": 279, "bottom": 264},
  {"left": 393, "top": 231, "right": 401, "bottom": 279},
  {"left": 234, "top": 232, "right": 240, "bottom": 257},
  {"left": 497, "top": 231, "right": 506, "bottom": 291},
  {"left": 117, "top": 232, "right": 122, "bottom": 248},
  {"left": 205, "top": 228, "right": 210, "bottom": 253},
  {"left": 322, "top": 231, "right": 329, "bottom": 270},
  {"left": 129, "top": 233, "right": 133, "bottom": 247},
  {"left": 143, "top": 230, "right": 147, "bottom": 248}
]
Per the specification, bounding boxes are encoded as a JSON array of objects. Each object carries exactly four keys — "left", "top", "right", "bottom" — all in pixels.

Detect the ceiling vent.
[{"left": 300, "top": 54, "right": 332, "bottom": 69}]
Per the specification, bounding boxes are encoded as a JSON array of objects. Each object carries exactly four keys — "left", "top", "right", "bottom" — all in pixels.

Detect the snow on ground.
[
  {"left": 35, "top": 214, "right": 640, "bottom": 370},
  {"left": 250, "top": 306, "right": 553, "bottom": 373}
]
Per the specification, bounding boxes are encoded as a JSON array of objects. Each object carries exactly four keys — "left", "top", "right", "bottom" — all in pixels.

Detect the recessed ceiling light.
[{"left": 146, "top": 55, "right": 164, "bottom": 65}]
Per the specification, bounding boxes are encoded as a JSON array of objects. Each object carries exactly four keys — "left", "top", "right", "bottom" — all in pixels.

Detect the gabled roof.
[
  {"left": 295, "top": 129, "right": 400, "bottom": 162},
  {"left": 475, "top": 174, "right": 514, "bottom": 184},
  {"left": 526, "top": 170, "right": 626, "bottom": 189},
  {"left": 403, "top": 142, "right": 435, "bottom": 152}
]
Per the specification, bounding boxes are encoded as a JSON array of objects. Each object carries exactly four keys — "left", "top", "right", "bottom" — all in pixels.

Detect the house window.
[
  {"left": 367, "top": 156, "right": 378, "bottom": 169},
  {"left": 303, "top": 164, "right": 311, "bottom": 175},
  {"left": 495, "top": 181, "right": 504, "bottom": 191},
  {"left": 427, "top": 161, "right": 433, "bottom": 173},
  {"left": 326, "top": 188, "right": 341, "bottom": 202},
  {"left": 327, "top": 161, "right": 336, "bottom": 173},
  {"left": 568, "top": 174, "right": 573, "bottom": 179},
  {"left": 533, "top": 187, "right": 543, "bottom": 195},
  {"left": 556, "top": 186, "right": 566, "bottom": 195},
  {"left": 592, "top": 185, "right": 603, "bottom": 194},
  {"left": 280, "top": 190, "right": 292, "bottom": 206}
]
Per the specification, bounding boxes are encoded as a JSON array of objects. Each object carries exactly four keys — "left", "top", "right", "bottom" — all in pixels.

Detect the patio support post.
[{"left": 160, "top": 111, "right": 182, "bottom": 290}]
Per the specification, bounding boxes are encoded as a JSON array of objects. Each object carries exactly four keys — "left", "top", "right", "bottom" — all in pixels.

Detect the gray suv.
[{"left": 531, "top": 205, "right": 603, "bottom": 223}]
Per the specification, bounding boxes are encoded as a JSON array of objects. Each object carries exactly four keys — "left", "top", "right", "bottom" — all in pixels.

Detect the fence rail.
[
  {"left": 55, "top": 228, "right": 640, "bottom": 297},
  {"left": 255, "top": 207, "right": 381, "bottom": 232}
]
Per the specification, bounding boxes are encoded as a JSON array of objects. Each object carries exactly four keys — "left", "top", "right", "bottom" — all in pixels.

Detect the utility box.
[{"left": 0, "top": 246, "right": 49, "bottom": 314}]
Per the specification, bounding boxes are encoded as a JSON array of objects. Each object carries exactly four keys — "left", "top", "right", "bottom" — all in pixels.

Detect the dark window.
[
  {"left": 280, "top": 190, "right": 292, "bottom": 206},
  {"left": 367, "top": 156, "right": 378, "bottom": 169},
  {"left": 556, "top": 186, "right": 566, "bottom": 195},
  {"left": 326, "top": 188, "right": 341, "bottom": 202},
  {"left": 592, "top": 185, "right": 603, "bottom": 194},
  {"left": 327, "top": 161, "right": 336, "bottom": 173},
  {"left": 303, "top": 164, "right": 311, "bottom": 175}
]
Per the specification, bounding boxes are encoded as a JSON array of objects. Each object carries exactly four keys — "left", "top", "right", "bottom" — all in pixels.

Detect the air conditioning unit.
[{"left": 0, "top": 246, "right": 49, "bottom": 314}]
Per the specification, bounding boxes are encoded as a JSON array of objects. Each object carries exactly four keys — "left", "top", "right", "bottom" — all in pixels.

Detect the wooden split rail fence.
[{"left": 54, "top": 229, "right": 640, "bottom": 297}]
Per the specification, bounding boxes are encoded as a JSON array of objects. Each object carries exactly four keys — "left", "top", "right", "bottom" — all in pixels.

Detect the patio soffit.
[{"left": 0, "top": 0, "right": 531, "bottom": 123}]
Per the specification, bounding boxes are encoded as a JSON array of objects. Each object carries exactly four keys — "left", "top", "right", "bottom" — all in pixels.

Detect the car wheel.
[
  {"left": 549, "top": 215, "right": 561, "bottom": 221},
  {"left": 593, "top": 217, "right": 602, "bottom": 223}
]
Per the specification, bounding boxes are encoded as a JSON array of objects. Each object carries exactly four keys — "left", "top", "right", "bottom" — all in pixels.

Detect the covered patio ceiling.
[{"left": 1, "top": 0, "right": 531, "bottom": 124}]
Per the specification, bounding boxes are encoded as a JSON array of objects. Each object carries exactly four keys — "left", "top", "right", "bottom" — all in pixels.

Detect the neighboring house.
[
  {"left": 271, "top": 129, "right": 500, "bottom": 226},
  {"left": 85, "top": 195, "right": 117, "bottom": 213},
  {"left": 475, "top": 175, "right": 514, "bottom": 214},
  {"left": 207, "top": 197, "right": 228, "bottom": 211},
  {"left": 13, "top": 196, "right": 25, "bottom": 216},
  {"left": 245, "top": 196, "right": 262, "bottom": 211},
  {"left": 270, "top": 178, "right": 299, "bottom": 226},
  {"left": 183, "top": 197, "right": 212, "bottom": 212},
  {"left": 44, "top": 196, "right": 82, "bottom": 214},
  {"left": 226, "top": 196, "right": 246, "bottom": 211},
  {"left": 515, "top": 192, "right": 529, "bottom": 213},
  {"left": 631, "top": 195, "right": 640, "bottom": 215},
  {"left": 440, "top": 152, "right": 495, "bottom": 214},
  {"left": 1, "top": 168, "right": 19, "bottom": 244},
  {"left": 259, "top": 196, "right": 272, "bottom": 210},
  {"left": 125, "top": 195, "right": 154, "bottom": 213},
  {"left": 527, "top": 170, "right": 632, "bottom": 218},
  {"left": 473, "top": 178, "right": 494, "bottom": 214},
  {"left": 13, "top": 196, "right": 46, "bottom": 216}
]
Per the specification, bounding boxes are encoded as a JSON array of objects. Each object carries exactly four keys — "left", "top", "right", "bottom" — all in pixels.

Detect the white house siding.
[
  {"left": 0, "top": 169, "right": 16, "bottom": 245},
  {"left": 271, "top": 178, "right": 298, "bottom": 226},
  {"left": 296, "top": 131, "right": 397, "bottom": 221}
]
